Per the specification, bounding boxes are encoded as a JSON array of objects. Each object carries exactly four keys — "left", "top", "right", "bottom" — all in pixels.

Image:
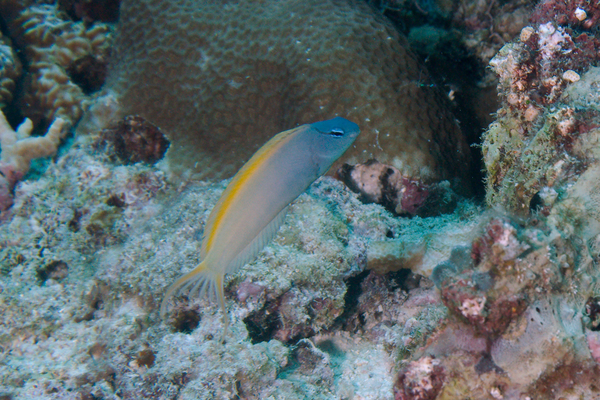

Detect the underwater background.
[{"left": 2, "top": 0, "right": 600, "bottom": 398}]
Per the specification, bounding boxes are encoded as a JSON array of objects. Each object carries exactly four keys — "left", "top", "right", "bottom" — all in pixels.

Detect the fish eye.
[{"left": 329, "top": 128, "right": 345, "bottom": 137}]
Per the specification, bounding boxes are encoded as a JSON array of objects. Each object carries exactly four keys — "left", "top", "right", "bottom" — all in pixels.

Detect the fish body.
[{"left": 160, "top": 117, "right": 360, "bottom": 333}]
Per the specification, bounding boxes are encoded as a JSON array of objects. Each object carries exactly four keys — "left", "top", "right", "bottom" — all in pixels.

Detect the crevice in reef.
[
  {"left": 243, "top": 299, "right": 282, "bottom": 344},
  {"left": 334, "top": 270, "right": 371, "bottom": 332}
]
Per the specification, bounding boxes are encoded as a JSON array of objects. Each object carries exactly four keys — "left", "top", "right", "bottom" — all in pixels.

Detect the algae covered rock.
[
  {"left": 483, "top": 20, "right": 600, "bottom": 214},
  {"left": 0, "top": 132, "right": 452, "bottom": 398},
  {"left": 465, "top": 8, "right": 600, "bottom": 396}
]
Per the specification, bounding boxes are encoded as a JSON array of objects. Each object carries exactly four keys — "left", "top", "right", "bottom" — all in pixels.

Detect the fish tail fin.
[
  {"left": 160, "top": 262, "right": 230, "bottom": 340},
  {"left": 160, "top": 261, "right": 213, "bottom": 317}
]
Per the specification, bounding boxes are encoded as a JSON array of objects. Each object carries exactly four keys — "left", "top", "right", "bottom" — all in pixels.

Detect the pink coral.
[
  {"left": 587, "top": 331, "right": 600, "bottom": 364},
  {"left": 394, "top": 356, "right": 445, "bottom": 400},
  {"left": 531, "top": 0, "right": 600, "bottom": 29},
  {"left": 336, "top": 160, "right": 459, "bottom": 216}
]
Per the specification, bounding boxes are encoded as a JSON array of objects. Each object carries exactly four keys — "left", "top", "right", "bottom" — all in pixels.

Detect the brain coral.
[{"left": 101, "top": 0, "right": 475, "bottom": 186}]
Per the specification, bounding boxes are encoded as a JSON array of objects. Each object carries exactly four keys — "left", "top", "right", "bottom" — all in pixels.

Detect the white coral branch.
[
  {"left": 0, "top": 110, "right": 65, "bottom": 176},
  {"left": 0, "top": 110, "right": 66, "bottom": 211}
]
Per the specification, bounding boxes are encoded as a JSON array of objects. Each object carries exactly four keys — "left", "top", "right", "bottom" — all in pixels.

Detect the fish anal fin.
[{"left": 225, "top": 205, "right": 289, "bottom": 275}]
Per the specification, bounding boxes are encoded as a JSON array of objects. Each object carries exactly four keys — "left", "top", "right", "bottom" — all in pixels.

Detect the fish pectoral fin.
[{"left": 225, "top": 205, "right": 289, "bottom": 275}]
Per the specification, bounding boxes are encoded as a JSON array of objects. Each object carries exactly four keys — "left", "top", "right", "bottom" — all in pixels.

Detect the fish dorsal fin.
[{"left": 225, "top": 205, "right": 289, "bottom": 274}]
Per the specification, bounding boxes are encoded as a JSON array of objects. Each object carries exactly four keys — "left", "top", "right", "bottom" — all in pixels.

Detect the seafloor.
[{"left": 2, "top": 0, "right": 600, "bottom": 399}]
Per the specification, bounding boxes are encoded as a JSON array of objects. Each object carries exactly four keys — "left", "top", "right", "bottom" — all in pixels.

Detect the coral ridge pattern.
[{"left": 103, "top": 0, "right": 474, "bottom": 188}]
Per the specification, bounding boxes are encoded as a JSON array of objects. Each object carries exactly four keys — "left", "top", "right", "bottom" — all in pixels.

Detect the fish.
[{"left": 160, "top": 117, "right": 360, "bottom": 337}]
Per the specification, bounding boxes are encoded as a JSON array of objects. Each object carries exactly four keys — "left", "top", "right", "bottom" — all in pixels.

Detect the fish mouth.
[{"left": 344, "top": 127, "right": 360, "bottom": 140}]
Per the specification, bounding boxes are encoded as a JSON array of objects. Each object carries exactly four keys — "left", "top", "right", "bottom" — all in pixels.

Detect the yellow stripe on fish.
[
  {"left": 202, "top": 129, "right": 297, "bottom": 257},
  {"left": 160, "top": 117, "right": 360, "bottom": 339}
]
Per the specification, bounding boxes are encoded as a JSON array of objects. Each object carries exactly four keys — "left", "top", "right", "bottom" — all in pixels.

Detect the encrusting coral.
[
  {"left": 389, "top": 207, "right": 600, "bottom": 399},
  {"left": 95, "top": 0, "right": 475, "bottom": 189},
  {"left": 0, "top": 110, "right": 65, "bottom": 210}
]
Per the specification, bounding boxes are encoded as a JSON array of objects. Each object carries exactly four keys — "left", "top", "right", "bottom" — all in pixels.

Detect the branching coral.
[
  {"left": 0, "top": 110, "right": 66, "bottom": 210},
  {"left": 0, "top": 31, "right": 22, "bottom": 108},
  {"left": 0, "top": 2, "right": 113, "bottom": 126}
]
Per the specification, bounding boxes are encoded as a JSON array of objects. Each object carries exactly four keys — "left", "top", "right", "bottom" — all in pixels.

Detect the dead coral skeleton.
[{"left": 0, "top": 110, "right": 66, "bottom": 210}]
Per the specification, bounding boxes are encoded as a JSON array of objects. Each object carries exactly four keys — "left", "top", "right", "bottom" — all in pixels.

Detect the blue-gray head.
[{"left": 307, "top": 117, "right": 360, "bottom": 175}]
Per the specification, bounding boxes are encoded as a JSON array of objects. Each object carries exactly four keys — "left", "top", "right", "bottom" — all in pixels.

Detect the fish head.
[{"left": 308, "top": 117, "right": 360, "bottom": 174}]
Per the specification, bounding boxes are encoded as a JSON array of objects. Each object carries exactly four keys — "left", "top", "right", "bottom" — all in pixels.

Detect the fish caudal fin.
[{"left": 160, "top": 262, "right": 229, "bottom": 338}]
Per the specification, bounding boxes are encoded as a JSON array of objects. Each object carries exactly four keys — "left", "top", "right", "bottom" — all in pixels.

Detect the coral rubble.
[
  {"left": 337, "top": 159, "right": 460, "bottom": 217},
  {"left": 96, "top": 0, "right": 474, "bottom": 188},
  {"left": 0, "top": 125, "right": 482, "bottom": 397}
]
